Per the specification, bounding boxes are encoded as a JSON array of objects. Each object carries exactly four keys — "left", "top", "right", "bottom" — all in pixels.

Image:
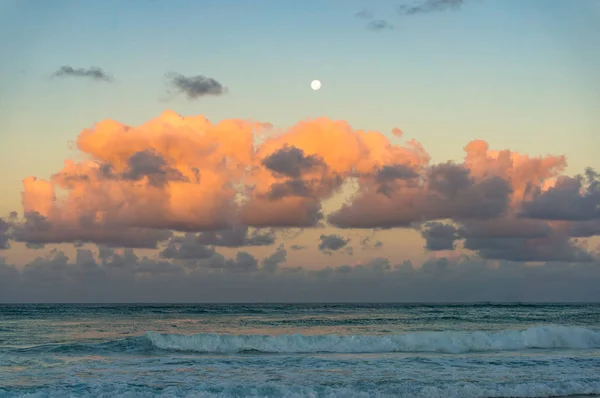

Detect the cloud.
[
  {"left": 6, "top": 110, "right": 598, "bottom": 264},
  {"left": 0, "top": 218, "right": 10, "bottom": 249},
  {"left": 196, "top": 226, "right": 276, "bottom": 247},
  {"left": 360, "top": 236, "right": 383, "bottom": 250},
  {"left": 3, "top": 250, "right": 600, "bottom": 302},
  {"left": 318, "top": 234, "right": 350, "bottom": 255},
  {"left": 355, "top": 9, "right": 373, "bottom": 19},
  {"left": 262, "top": 146, "right": 326, "bottom": 179},
  {"left": 159, "top": 233, "right": 216, "bottom": 260},
  {"left": 329, "top": 162, "right": 512, "bottom": 228},
  {"left": 520, "top": 168, "right": 600, "bottom": 222},
  {"left": 367, "top": 20, "right": 394, "bottom": 31},
  {"left": 397, "top": 0, "right": 465, "bottom": 15},
  {"left": 166, "top": 72, "right": 227, "bottom": 99},
  {"left": 420, "top": 222, "right": 461, "bottom": 250},
  {"left": 261, "top": 244, "right": 287, "bottom": 272},
  {"left": 53, "top": 66, "right": 113, "bottom": 82},
  {"left": 11, "top": 211, "right": 172, "bottom": 249},
  {"left": 355, "top": 8, "right": 393, "bottom": 31}
]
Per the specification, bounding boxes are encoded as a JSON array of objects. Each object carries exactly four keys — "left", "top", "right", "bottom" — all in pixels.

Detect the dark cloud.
[
  {"left": 328, "top": 163, "right": 512, "bottom": 228},
  {"left": 420, "top": 222, "right": 461, "bottom": 251},
  {"left": 318, "top": 234, "right": 350, "bottom": 254},
  {"left": 167, "top": 72, "right": 227, "bottom": 99},
  {"left": 262, "top": 146, "right": 326, "bottom": 179},
  {"left": 121, "top": 150, "right": 188, "bottom": 187},
  {"left": 204, "top": 251, "right": 259, "bottom": 273},
  {"left": 397, "top": 0, "right": 465, "bottom": 15},
  {"left": 159, "top": 233, "right": 216, "bottom": 260},
  {"left": 3, "top": 251, "right": 600, "bottom": 303},
  {"left": 416, "top": 218, "right": 596, "bottom": 262},
  {"left": 464, "top": 235, "right": 595, "bottom": 263},
  {"left": 520, "top": 169, "right": 600, "bottom": 222},
  {"left": 12, "top": 212, "right": 172, "bottom": 249},
  {"left": 0, "top": 218, "right": 11, "bottom": 249},
  {"left": 460, "top": 218, "right": 554, "bottom": 239},
  {"left": 53, "top": 66, "right": 113, "bottom": 82},
  {"left": 375, "top": 164, "right": 419, "bottom": 197},
  {"left": 196, "top": 226, "right": 275, "bottom": 247},
  {"left": 261, "top": 244, "right": 287, "bottom": 272}
]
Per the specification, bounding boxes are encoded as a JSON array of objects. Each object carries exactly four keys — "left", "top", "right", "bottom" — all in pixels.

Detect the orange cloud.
[{"left": 6, "top": 110, "right": 597, "bottom": 263}]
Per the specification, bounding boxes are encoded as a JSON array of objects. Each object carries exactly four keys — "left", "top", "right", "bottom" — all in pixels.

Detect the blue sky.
[{"left": 0, "top": 0, "right": 599, "bottom": 275}]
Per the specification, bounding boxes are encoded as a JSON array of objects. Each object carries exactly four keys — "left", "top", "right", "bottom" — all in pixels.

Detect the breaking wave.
[{"left": 145, "top": 325, "right": 600, "bottom": 354}]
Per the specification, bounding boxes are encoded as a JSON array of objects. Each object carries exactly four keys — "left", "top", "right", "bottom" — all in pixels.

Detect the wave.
[
  {"left": 8, "top": 325, "right": 600, "bottom": 356},
  {"left": 2, "top": 381, "right": 600, "bottom": 398},
  {"left": 146, "top": 325, "right": 600, "bottom": 354}
]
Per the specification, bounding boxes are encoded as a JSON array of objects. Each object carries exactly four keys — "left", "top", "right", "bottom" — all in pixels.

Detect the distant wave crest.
[{"left": 145, "top": 325, "right": 600, "bottom": 354}]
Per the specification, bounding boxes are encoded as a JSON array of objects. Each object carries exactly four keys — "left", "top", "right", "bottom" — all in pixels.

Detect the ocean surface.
[{"left": 0, "top": 304, "right": 599, "bottom": 397}]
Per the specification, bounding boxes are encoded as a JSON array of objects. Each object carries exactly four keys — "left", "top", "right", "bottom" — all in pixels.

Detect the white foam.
[{"left": 145, "top": 325, "right": 600, "bottom": 354}]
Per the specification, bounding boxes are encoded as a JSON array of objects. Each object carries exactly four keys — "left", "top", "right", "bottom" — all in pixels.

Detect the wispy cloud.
[
  {"left": 355, "top": 8, "right": 394, "bottom": 31},
  {"left": 53, "top": 66, "right": 113, "bottom": 82},
  {"left": 397, "top": 0, "right": 465, "bottom": 15}
]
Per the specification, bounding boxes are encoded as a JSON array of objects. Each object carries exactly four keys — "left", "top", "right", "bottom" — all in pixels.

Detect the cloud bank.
[
  {"left": 2, "top": 251, "right": 600, "bottom": 302},
  {"left": 1, "top": 110, "right": 599, "bottom": 303}
]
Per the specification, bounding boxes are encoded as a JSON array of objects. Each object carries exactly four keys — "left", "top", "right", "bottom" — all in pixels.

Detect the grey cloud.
[
  {"left": 328, "top": 163, "right": 511, "bottom": 228},
  {"left": 53, "top": 66, "right": 113, "bottom": 82},
  {"left": 0, "top": 218, "right": 10, "bottom": 250},
  {"left": 569, "top": 220, "right": 600, "bottom": 238},
  {"left": 12, "top": 212, "right": 172, "bottom": 249},
  {"left": 420, "top": 222, "right": 460, "bottom": 251},
  {"left": 360, "top": 236, "right": 383, "bottom": 250},
  {"left": 4, "top": 251, "right": 600, "bottom": 302},
  {"left": 167, "top": 72, "right": 227, "bottom": 99},
  {"left": 267, "top": 179, "right": 312, "bottom": 200},
  {"left": 520, "top": 169, "right": 600, "bottom": 222},
  {"left": 196, "top": 226, "right": 275, "bottom": 247},
  {"left": 460, "top": 218, "right": 554, "bottom": 239},
  {"left": 262, "top": 146, "right": 325, "bottom": 179},
  {"left": 159, "top": 233, "right": 216, "bottom": 260},
  {"left": 261, "top": 244, "right": 287, "bottom": 272},
  {"left": 376, "top": 164, "right": 419, "bottom": 183},
  {"left": 464, "top": 235, "right": 595, "bottom": 263},
  {"left": 397, "top": 0, "right": 465, "bottom": 15},
  {"left": 289, "top": 244, "right": 306, "bottom": 251},
  {"left": 205, "top": 251, "right": 259, "bottom": 273},
  {"left": 318, "top": 234, "right": 350, "bottom": 254},
  {"left": 121, "top": 150, "right": 188, "bottom": 187}
]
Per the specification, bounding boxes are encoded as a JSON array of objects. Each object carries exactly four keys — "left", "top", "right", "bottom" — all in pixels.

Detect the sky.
[{"left": 0, "top": 0, "right": 599, "bottom": 302}]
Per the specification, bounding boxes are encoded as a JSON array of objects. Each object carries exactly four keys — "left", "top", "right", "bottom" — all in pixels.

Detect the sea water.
[{"left": 0, "top": 303, "right": 599, "bottom": 397}]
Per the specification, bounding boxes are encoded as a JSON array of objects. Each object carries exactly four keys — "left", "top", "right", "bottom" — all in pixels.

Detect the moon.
[{"left": 311, "top": 80, "right": 322, "bottom": 91}]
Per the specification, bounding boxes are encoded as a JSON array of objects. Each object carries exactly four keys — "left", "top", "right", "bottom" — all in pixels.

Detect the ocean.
[{"left": 0, "top": 303, "right": 599, "bottom": 397}]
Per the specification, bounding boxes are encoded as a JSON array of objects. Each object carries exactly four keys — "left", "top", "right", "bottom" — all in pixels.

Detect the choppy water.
[{"left": 1, "top": 303, "right": 600, "bottom": 397}]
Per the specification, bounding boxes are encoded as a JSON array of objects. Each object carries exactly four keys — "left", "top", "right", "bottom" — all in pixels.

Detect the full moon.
[{"left": 311, "top": 80, "right": 322, "bottom": 91}]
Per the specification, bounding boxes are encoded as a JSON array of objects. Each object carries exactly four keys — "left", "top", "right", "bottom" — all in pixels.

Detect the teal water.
[{"left": 1, "top": 303, "right": 600, "bottom": 397}]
